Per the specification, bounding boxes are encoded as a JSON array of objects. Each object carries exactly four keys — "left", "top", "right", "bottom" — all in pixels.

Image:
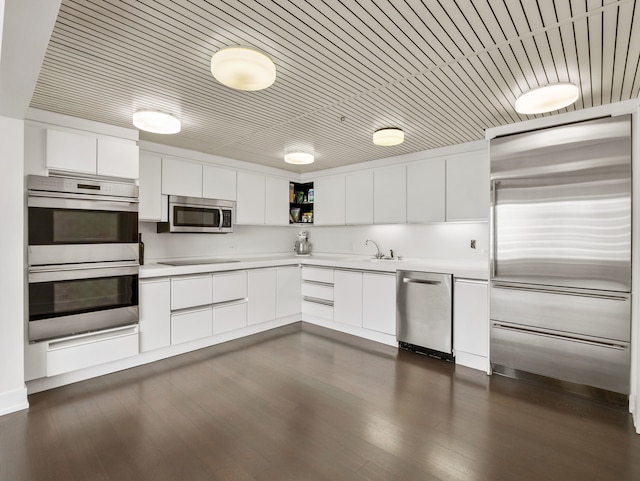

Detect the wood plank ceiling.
[{"left": 30, "top": 0, "right": 640, "bottom": 173}]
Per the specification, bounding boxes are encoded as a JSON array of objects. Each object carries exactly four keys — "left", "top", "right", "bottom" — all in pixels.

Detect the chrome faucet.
[{"left": 365, "top": 239, "right": 384, "bottom": 259}]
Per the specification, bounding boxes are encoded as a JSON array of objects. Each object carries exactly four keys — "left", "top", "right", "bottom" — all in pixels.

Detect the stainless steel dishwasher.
[{"left": 396, "top": 270, "right": 453, "bottom": 360}]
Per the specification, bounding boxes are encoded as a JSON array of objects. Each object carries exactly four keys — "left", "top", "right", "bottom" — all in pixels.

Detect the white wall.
[
  {"left": 141, "top": 220, "right": 488, "bottom": 262},
  {"left": 0, "top": 116, "right": 28, "bottom": 414},
  {"left": 140, "top": 222, "right": 300, "bottom": 261},
  {"left": 305, "top": 222, "right": 488, "bottom": 260}
]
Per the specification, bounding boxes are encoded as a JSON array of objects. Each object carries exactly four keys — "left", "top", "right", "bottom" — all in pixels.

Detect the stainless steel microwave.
[{"left": 157, "top": 195, "right": 235, "bottom": 233}]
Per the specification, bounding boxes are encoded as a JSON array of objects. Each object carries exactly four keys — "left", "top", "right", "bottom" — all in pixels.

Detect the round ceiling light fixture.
[
  {"left": 515, "top": 82, "right": 579, "bottom": 114},
  {"left": 284, "top": 152, "right": 314, "bottom": 165},
  {"left": 373, "top": 127, "right": 404, "bottom": 146},
  {"left": 211, "top": 46, "right": 276, "bottom": 91},
  {"left": 132, "top": 110, "right": 181, "bottom": 134}
]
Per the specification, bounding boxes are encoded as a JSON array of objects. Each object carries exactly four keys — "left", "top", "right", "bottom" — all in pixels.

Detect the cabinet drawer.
[
  {"left": 46, "top": 326, "right": 139, "bottom": 377},
  {"left": 214, "top": 301, "right": 248, "bottom": 334},
  {"left": 171, "top": 307, "right": 213, "bottom": 344},
  {"left": 301, "top": 281, "right": 334, "bottom": 301},
  {"left": 171, "top": 275, "right": 213, "bottom": 310},
  {"left": 301, "top": 267, "right": 334, "bottom": 284},
  {"left": 213, "top": 271, "right": 248, "bottom": 303},
  {"left": 302, "top": 300, "right": 333, "bottom": 320}
]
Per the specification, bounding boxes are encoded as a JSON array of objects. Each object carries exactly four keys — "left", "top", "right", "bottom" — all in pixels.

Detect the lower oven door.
[{"left": 28, "top": 263, "right": 139, "bottom": 342}]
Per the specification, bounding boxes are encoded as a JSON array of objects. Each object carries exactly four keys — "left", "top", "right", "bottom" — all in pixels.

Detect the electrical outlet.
[{"left": 470, "top": 239, "right": 476, "bottom": 249}]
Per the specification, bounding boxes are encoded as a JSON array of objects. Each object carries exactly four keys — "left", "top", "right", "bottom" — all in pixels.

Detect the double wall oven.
[{"left": 27, "top": 175, "right": 139, "bottom": 343}]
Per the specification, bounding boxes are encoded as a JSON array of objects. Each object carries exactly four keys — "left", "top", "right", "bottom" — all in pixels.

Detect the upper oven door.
[{"left": 28, "top": 193, "right": 139, "bottom": 266}]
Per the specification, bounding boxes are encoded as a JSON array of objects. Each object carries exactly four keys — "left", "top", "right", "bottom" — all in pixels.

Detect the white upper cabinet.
[
  {"left": 446, "top": 151, "right": 489, "bottom": 221},
  {"left": 265, "top": 176, "right": 290, "bottom": 226},
  {"left": 236, "top": 171, "right": 265, "bottom": 225},
  {"left": 138, "top": 152, "right": 163, "bottom": 221},
  {"left": 202, "top": 164, "right": 236, "bottom": 200},
  {"left": 374, "top": 165, "right": 406, "bottom": 224},
  {"left": 46, "top": 129, "right": 96, "bottom": 174},
  {"left": 46, "top": 129, "right": 139, "bottom": 180},
  {"left": 97, "top": 138, "right": 139, "bottom": 179},
  {"left": 161, "top": 157, "right": 203, "bottom": 198},
  {"left": 345, "top": 171, "right": 373, "bottom": 225},
  {"left": 314, "top": 175, "right": 346, "bottom": 225},
  {"left": 407, "top": 159, "right": 446, "bottom": 223}
]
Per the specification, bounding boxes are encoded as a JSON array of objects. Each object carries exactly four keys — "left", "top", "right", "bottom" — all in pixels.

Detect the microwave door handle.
[{"left": 218, "top": 208, "right": 223, "bottom": 230}]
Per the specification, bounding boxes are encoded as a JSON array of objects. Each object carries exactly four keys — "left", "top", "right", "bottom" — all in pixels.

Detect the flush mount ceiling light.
[
  {"left": 211, "top": 46, "right": 276, "bottom": 91},
  {"left": 515, "top": 82, "right": 579, "bottom": 114},
  {"left": 284, "top": 152, "right": 314, "bottom": 165},
  {"left": 132, "top": 110, "right": 181, "bottom": 134},
  {"left": 373, "top": 127, "right": 404, "bottom": 146}
]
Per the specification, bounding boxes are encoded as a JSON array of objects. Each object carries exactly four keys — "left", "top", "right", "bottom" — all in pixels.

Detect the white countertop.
[{"left": 140, "top": 253, "right": 489, "bottom": 280}]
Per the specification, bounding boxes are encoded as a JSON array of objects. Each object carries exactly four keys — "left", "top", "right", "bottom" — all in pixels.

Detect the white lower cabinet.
[
  {"left": 139, "top": 278, "right": 171, "bottom": 352},
  {"left": 276, "top": 266, "right": 300, "bottom": 318},
  {"left": 46, "top": 325, "right": 139, "bottom": 377},
  {"left": 362, "top": 273, "right": 396, "bottom": 335},
  {"left": 171, "top": 274, "right": 213, "bottom": 310},
  {"left": 214, "top": 301, "right": 248, "bottom": 334},
  {"left": 333, "top": 270, "right": 363, "bottom": 327},
  {"left": 213, "top": 271, "right": 247, "bottom": 303},
  {"left": 301, "top": 267, "right": 334, "bottom": 320},
  {"left": 248, "top": 269, "right": 276, "bottom": 325},
  {"left": 171, "top": 307, "right": 213, "bottom": 345},
  {"left": 453, "top": 278, "right": 489, "bottom": 371}
]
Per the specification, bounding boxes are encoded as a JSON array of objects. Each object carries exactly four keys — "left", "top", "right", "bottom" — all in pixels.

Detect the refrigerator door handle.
[
  {"left": 491, "top": 322, "right": 628, "bottom": 350},
  {"left": 490, "top": 180, "right": 499, "bottom": 279},
  {"left": 492, "top": 281, "right": 629, "bottom": 301}
]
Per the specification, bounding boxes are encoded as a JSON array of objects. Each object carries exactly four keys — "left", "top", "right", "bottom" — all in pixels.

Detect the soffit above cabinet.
[{"left": 29, "top": 0, "right": 640, "bottom": 173}]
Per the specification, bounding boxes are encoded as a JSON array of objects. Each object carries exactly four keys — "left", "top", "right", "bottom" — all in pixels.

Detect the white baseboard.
[
  {"left": 455, "top": 351, "right": 490, "bottom": 374},
  {"left": 0, "top": 385, "right": 29, "bottom": 416}
]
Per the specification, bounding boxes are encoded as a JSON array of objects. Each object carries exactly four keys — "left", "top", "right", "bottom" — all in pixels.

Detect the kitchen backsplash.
[{"left": 140, "top": 221, "right": 488, "bottom": 261}]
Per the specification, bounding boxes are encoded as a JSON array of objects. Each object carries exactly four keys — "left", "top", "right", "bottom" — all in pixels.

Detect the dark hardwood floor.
[{"left": 2, "top": 322, "right": 639, "bottom": 481}]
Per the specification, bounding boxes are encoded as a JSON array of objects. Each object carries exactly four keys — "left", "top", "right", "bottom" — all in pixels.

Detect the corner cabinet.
[{"left": 313, "top": 176, "right": 345, "bottom": 225}]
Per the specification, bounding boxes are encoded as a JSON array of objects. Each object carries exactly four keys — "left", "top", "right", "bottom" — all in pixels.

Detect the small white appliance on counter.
[{"left": 294, "top": 231, "right": 312, "bottom": 256}]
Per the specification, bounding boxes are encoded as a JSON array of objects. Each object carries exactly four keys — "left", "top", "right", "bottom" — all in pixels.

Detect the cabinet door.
[
  {"left": 139, "top": 152, "right": 163, "bottom": 221},
  {"left": 334, "top": 270, "right": 363, "bottom": 327},
  {"left": 139, "top": 278, "right": 171, "bottom": 352},
  {"left": 276, "top": 266, "right": 300, "bottom": 318},
  {"left": 171, "top": 308, "right": 213, "bottom": 344},
  {"left": 453, "top": 279, "right": 488, "bottom": 357},
  {"left": 46, "top": 129, "right": 96, "bottom": 174},
  {"left": 214, "top": 302, "right": 248, "bottom": 334},
  {"left": 314, "top": 176, "right": 346, "bottom": 225},
  {"left": 236, "top": 171, "right": 265, "bottom": 224},
  {"left": 248, "top": 269, "right": 277, "bottom": 325},
  {"left": 161, "top": 157, "right": 203, "bottom": 197},
  {"left": 213, "top": 271, "right": 247, "bottom": 303},
  {"left": 345, "top": 171, "right": 373, "bottom": 225},
  {"left": 265, "top": 177, "right": 290, "bottom": 226},
  {"left": 202, "top": 164, "right": 237, "bottom": 200},
  {"left": 374, "top": 166, "right": 406, "bottom": 224},
  {"left": 97, "top": 138, "right": 139, "bottom": 179},
  {"left": 407, "top": 159, "right": 445, "bottom": 223},
  {"left": 170, "top": 275, "right": 213, "bottom": 310},
  {"left": 446, "top": 151, "right": 489, "bottom": 221},
  {"left": 362, "top": 273, "right": 396, "bottom": 335}
]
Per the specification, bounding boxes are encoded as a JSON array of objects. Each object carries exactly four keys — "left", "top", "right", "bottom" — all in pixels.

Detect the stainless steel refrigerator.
[{"left": 489, "top": 114, "right": 632, "bottom": 396}]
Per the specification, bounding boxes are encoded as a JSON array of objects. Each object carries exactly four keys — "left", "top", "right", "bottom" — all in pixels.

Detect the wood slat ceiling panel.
[{"left": 29, "top": 0, "right": 640, "bottom": 173}]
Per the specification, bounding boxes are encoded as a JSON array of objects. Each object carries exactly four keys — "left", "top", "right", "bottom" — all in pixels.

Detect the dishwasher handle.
[{"left": 402, "top": 277, "right": 442, "bottom": 286}]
